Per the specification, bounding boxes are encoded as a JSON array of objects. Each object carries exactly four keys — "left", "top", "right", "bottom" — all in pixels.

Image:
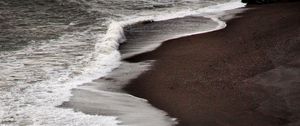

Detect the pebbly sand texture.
[{"left": 124, "top": 2, "right": 300, "bottom": 126}]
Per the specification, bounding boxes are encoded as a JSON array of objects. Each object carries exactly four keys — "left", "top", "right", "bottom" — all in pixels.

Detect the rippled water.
[{"left": 0, "top": 0, "right": 245, "bottom": 125}]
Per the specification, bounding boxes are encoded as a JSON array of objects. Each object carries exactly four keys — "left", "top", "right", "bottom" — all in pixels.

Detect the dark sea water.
[{"left": 0, "top": 0, "right": 245, "bottom": 125}]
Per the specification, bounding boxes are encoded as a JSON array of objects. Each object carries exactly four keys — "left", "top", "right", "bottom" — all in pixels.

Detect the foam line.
[{"left": 0, "top": 1, "right": 245, "bottom": 126}]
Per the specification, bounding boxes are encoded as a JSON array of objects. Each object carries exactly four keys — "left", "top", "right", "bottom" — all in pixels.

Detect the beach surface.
[{"left": 124, "top": 2, "right": 300, "bottom": 126}]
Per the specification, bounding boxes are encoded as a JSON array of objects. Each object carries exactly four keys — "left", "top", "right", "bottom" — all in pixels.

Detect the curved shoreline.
[
  {"left": 61, "top": 12, "right": 243, "bottom": 126},
  {"left": 124, "top": 2, "right": 300, "bottom": 126}
]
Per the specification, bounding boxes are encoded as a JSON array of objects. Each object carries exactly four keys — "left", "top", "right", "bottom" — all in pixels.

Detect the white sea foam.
[
  {"left": 0, "top": 31, "right": 122, "bottom": 126},
  {"left": 0, "top": 0, "right": 245, "bottom": 125}
]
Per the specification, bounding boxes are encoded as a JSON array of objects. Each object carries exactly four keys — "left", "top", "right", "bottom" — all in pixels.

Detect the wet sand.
[{"left": 124, "top": 2, "right": 300, "bottom": 126}]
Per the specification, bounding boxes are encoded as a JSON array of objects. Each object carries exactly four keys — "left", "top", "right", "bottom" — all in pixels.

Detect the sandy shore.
[{"left": 124, "top": 2, "right": 300, "bottom": 126}]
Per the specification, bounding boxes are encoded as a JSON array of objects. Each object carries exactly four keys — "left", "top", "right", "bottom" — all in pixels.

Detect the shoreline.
[
  {"left": 124, "top": 2, "right": 300, "bottom": 126},
  {"left": 59, "top": 11, "right": 235, "bottom": 126},
  {"left": 60, "top": 3, "right": 246, "bottom": 126}
]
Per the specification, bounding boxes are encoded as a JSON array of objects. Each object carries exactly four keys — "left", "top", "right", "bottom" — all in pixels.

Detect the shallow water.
[{"left": 0, "top": 0, "right": 245, "bottom": 125}]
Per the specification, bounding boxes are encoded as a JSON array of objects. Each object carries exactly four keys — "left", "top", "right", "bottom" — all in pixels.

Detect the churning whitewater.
[{"left": 0, "top": 0, "right": 245, "bottom": 125}]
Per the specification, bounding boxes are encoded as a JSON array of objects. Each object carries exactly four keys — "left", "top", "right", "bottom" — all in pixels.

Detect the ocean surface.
[{"left": 0, "top": 0, "right": 245, "bottom": 125}]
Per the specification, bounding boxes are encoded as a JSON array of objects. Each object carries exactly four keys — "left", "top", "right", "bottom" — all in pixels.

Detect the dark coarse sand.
[{"left": 124, "top": 2, "right": 300, "bottom": 126}]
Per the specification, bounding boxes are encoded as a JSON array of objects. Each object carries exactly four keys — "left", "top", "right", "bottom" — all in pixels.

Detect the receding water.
[{"left": 0, "top": 0, "right": 245, "bottom": 125}]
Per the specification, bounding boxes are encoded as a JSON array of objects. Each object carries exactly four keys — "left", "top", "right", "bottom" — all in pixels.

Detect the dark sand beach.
[{"left": 124, "top": 2, "right": 300, "bottom": 126}]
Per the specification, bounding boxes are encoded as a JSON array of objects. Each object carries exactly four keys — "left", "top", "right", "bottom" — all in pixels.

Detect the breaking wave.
[{"left": 0, "top": 0, "right": 245, "bottom": 125}]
